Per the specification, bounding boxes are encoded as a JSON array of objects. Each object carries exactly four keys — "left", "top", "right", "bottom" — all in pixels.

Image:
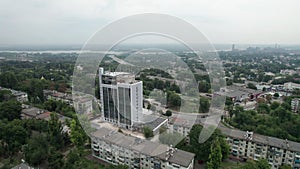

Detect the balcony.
[
  {"left": 232, "top": 152, "right": 238, "bottom": 157},
  {"left": 233, "top": 140, "right": 240, "bottom": 145},
  {"left": 92, "top": 144, "right": 99, "bottom": 151},
  {"left": 118, "top": 157, "right": 125, "bottom": 162}
]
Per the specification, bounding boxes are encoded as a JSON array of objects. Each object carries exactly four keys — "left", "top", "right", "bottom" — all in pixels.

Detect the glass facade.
[
  {"left": 103, "top": 87, "right": 118, "bottom": 123},
  {"left": 118, "top": 87, "right": 131, "bottom": 127}
]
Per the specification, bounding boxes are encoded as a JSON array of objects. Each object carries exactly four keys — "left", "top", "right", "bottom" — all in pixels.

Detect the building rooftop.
[
  {"left": 43, "top": 90, "right": 73, "bottom": 101},
  {"left": 103, "top": 71, "right": 130, "bottom": 77},
  {"left": 133, "top": 115, "right": 168, "bottom": 132},
  {"left": 219, "top": 126, "right": 300, "bottom": 152},
  {"left": 0, "top": 87, "right": 27, "bottom": 96},
  {"left": 91, "top": 127, "right": 195, "bottom": 167},
  {"left": 21, "top": 106, "right": 47, "bottom": 117},
  {"left": 36, "top": 111, "right": 51, "bottom": 121},
  {"left": 216, "top": 85, "right": 262, "bottom": 98},
  {"left": 10, "top": 89, "right": 27, "bottom": 96},
  {"left": 100, "top": 69, "right": 138, "bottom": 84}
]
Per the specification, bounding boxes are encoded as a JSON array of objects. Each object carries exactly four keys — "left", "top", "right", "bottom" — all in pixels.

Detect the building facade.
[
  {"left": 291, "top": 98, "right": 300, "bottom": 113},
  {"left": 91, "top": 127, "right": 195, "bottom": 169},
  {"left": 0, "top": 87, "right": 28, "bottom": 103},
  {"left": 284, "top": 82, "right": 300, "bottom": 91},
  {"left": 43, "top": 89, "right": 73, "bottom": 105},
  {"left": 220, "top": 127, "right": 300, "bottom": 169},
  {"left": 99, "top": 68, "right": 143, "bottom": 130}
]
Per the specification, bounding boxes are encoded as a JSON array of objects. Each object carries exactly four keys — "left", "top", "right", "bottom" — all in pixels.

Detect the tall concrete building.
[{"left": 99, "top": 68, "right": 143, "bottom": 129}]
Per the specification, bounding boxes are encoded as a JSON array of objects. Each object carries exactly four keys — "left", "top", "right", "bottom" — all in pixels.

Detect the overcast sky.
[{"left": 0, "top": 0, "right": 300, "bottom": 45}]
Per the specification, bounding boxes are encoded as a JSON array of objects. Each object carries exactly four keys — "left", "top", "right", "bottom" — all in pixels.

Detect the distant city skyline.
[{"left": 1, "top": 0, "right": 300, "bottom": 45}]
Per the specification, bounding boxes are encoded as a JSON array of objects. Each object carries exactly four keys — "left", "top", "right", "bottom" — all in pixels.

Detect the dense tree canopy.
[
  {"left": 0, "top": 100, "right": 22, "bottom": 121},
  {"left": 177, "top": 124, "right": 229, "bottom": 162}
]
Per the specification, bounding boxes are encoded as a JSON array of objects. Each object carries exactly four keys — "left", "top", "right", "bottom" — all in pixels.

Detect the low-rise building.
[
  {"left": 168, "top": 115, "right": 207, "bottom": 137},
  {"left": 280, "top": 69, "right": 296, "bottom": 76},
  {"left": 73, "top": 96, "right": 93, "bottom": 115},
  {"left": 91, "top": 127, "right": 195, "bottom": 169},
  {"left": 220, "top": 127, "right": 300, "bottom": 169},
  {"left": 216, "top": 86, "right": 262, "bottom": 102},
  {"left": 11, "top": 89, "right": 28, "bottom": 103},
  {"left": 43, "top": 89, "right": 73, "bottom": 105},
  {"left": 133, "top": 115, "right": 168, "bottom": 135},
  {"left": 284, "top": 82, "right": 300, "bottom": 91},
  {"left": 21, "top": 105, "right": 49, "bottom": 119},
  {"left": 21, "top": 105, "right": 71, "bottom": 133},
  {"left": 0, "top": 87, "right": 28, "bottom": 102}
]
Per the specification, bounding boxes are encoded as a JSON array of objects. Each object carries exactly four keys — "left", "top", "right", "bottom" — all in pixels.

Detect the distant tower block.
[{"left": 232, "top": 44, "right": 235, "bottom": 51}]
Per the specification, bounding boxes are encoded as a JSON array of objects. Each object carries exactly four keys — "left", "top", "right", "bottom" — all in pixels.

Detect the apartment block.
[
  {"left": 220, "top": 127, "right": 300, "bottom": 169},
  {"left": 91, "top": 127, "right": 195, "bottom": 169}
]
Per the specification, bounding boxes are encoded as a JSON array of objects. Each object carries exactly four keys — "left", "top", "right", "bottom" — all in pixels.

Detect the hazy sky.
[{"left": 1, "top": 0, "right": 300, "bottom": 45}]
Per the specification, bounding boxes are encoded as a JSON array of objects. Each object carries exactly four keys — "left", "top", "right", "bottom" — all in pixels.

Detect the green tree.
[
  {"left": 147, "top": 104, "right": 151, "bottom": 110},
  {"left": 167, "top": 91, "right": 181, "bottom": 108},
  {"left": 1, "top": 121, "right": 27, "bottom": 156},
  {"left": 183, "top": 124, "right": 229, "bottom": 162},
  {"left": 165, "top": 110, "right": 172, "bottom": 117},
  {"left": 48, "top": 147, "right": 64, "bottom": 169},
  {"left": 256, "top": 159, "right": 271, "bottom": 169},
  {"left": 0, "top": 72, "right": 18, "bottom": 88},
  {"left": 70, "top": 119, "right": 87, "bottom": 147},
  {"left": 247, "top": 83, "right": 257, "bottom": 90},
  {"left": 279, "top": 164, "right": 292, "bottom": 169},
  {"left": 272, "top": 107, "right": 291, "bottom": 122},
  {"left": 198, "top": 81, "right": 211, "bottom": 93},
  {"left": 143, "top": 126, "right": 153, "bottom": 138},
  {"left": 225, "top": 97, "right": 234, "bottom": 106},
  {"left": 199, "top": 97, "right": 210, "bottom": 113},
  {"left": 0, "top": 90, "right": 13, "bottom": 102},
  {"left": 257, "top": 103, "right": 270, "bottom": 114},
  {"left": 270, "top": 102, "right": 280, "bottom": 110},
  {"left": 236, "top": 159, "right": 270, "bottom": 169},
  {"left": 24, "top": 135, "right": 48, "bottom": 166},
  {"left": 0, "top": 101, "right": 22, "bottom": 121},
  {"left": 64, "top": 149, "right": 81, "bottom": 169},
  {"left": 206, "top": 138, "right": 222, "bottom": 169},
  {"left": 48, "top": 113, "right": 64, "bottom": 149},
  {"left": 281, "top": 102, "right": 291, "bottom": 111}
]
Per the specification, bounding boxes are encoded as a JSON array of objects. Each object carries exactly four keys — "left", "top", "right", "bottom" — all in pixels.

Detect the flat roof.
[
  {"left": 102, "top": 71, "right": 130, "bottom": 77},
  {"left": 219, "top": 126, "right": 300, "bottom": 152},
  {"left": 91, "top": 127, "right": 195, "bottom": 167},
  {"left": 133, "top": 115, "right": 168, "bottom": 131},
  {"left": 21, "top": 107, "right": 46, "bottom": 117}
]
